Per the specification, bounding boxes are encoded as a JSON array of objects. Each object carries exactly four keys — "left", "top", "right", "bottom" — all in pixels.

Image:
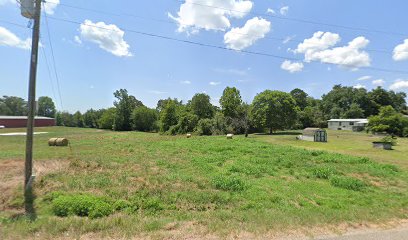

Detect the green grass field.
[{"left": 0, "top": 127, "right": 407, "bottom": 239}]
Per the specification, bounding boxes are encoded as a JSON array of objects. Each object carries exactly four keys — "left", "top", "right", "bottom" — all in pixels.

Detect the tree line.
[{"left": 1, "top": 85, "right": 407, "bottom": 136}]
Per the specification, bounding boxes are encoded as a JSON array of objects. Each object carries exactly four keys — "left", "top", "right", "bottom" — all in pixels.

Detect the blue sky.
[{"left": 1, "top": 0, "right": 408, "bottom": 112}]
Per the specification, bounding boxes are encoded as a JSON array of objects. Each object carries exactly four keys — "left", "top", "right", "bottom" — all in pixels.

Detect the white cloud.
[
  {"left": 168, "top": 0, "right": 253, "bottom": 33},
  {"left": 78, "top": 20, "right": 131, "bottom": 57},
  {"left": 280, "top": 6, "right": 289, "bottom": 15},
  {"left": 357, "top": 75, "right": 372, "bottom": 81},
  {"left": 180, "top": 80, "right": 191, "bottom": 84},
  {"left": 283, "top": 35, "right": 295, "bottom": 44},
  {"left": 389, "top": 80, "right": 408, "bottom": 91},
  {"left": 209, "top": 81, "right": 221, "bottom": 86},
  {"left": 295, "top": 31, "right": 371, "bottom": 69},
  {"left": 74, "top": 35, "right": 82, "bottom": 44},
  {"left": 224, "top": 17, "right": 271, "bottom": 50},
  {"left": 266, "top": 8, "right": 275, "bottom": 14},
  {"left": 281, "top": 60, "right": 304, "bottom": 73},
  {"left": 393, "top": 39, "right": 408, "bottom": 61},
  {"left": 0, "top": 26, "right": 31, "bottom": 50},
  {"left": 353, "top": 84, "right": 366, "bottom": 89},
  {"left": 43, "top": 0, "right": 59, "bottom": 15},
  {"left": 372, "top": 79, "right": 385, "bottom": 86}
]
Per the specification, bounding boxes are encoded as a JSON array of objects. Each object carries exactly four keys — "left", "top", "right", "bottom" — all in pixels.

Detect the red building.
[{"left": 0, "top": 116, "right": 56, "bottom": 128}]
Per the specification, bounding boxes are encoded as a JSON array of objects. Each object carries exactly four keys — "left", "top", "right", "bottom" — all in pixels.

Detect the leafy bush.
[
  {"left": 196, "top": 119, "right": 215, "bottom": 136},
  {"left": 130, "top": 195, "right": 165, "bottom": 214},
  {"left": 89, "top": 201, "right": 114, "bottom": 219},
  {"left": 312, "top": 167, "right": 337, "bottom": 179},
  {"left": 329, "top": 176, "right": 367, "bottom": 191},
  {"left": 113, "top": 199, "right": 131, "bottom": 211},
  {"left": 380, "top": 136, "right": 397, "bottom": 146},
  {"left": 52, "top": 194, "right": 113, "bottom": 218},
  {"left": 212, "top": 175, "right": 247, "bottom": 191}
]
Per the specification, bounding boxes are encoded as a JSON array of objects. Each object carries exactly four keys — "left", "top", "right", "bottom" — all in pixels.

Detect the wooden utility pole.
[{"left": 24, "top": 0, "right": 41, "bottom": 217}]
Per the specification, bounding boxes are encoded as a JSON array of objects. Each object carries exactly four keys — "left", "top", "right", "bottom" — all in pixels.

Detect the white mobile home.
[{"left": 327, "top": 119, "right": 368, "bottom": 131}]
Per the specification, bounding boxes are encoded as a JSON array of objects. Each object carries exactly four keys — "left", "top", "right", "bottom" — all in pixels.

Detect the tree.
[
  {"left": 98, "top": 108, "right": 116, "bottom": 130},
  {"left": 251, "top": 90, "right": 298, "bottom": 134},
  {"left": 0, "top": 96, "right": 27, "bottom": 116},
  {"left": 343, "top": 103, "right": 365, "bottom": 118},
  {"left": 220, "top": 87, "right": 242, "bottom": 118},
  {"left": 156, "top": 98, "right": 182, "bottom": 112},
  {"left": 37, "top": 96, "right": 56, "bottom": 118},
  {"left": 298, "top": 106, "right": 327, "bottom": 129},
  {"left": 290, "top": 88, "right": 308, "bottom": 111},
  {"left": 189, "top": 93, "right": 214, "bottom": 119},
  {"left": 367, "top": 106, "right": 408, "bottom": 137},
  {"left": 159, "top": 100, "right": 179, "bottom": 132},
  {"left": 83, "top": 109, "right": 98, "bottom": 128},
  {"left": 131, "top": 106, "right": 158, "bottom": 132},
  {"left": 72, "top": 111, "right": 84, "bottom": 128},
  {"left": 113, "top": 89, "right": 143, "bottom": 131}
]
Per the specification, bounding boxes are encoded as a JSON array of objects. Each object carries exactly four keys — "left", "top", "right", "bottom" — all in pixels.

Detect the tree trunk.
[{"left": 270, "top": 127, "right": 273, "bottom": 135}]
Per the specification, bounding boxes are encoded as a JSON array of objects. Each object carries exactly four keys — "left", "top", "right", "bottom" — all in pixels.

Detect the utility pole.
[{"left": 23, "top": 0, "right": 42, "bottom": 217}]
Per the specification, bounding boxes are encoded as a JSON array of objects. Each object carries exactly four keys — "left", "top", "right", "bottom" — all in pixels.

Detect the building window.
[
  {"left": 339, "top": 122, "right": 342, "bottom": 126},
  {"left": 350, "top": 122, "right": 354, "bottom": 126}
]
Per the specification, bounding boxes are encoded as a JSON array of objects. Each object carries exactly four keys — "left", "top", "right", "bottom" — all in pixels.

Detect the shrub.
[
  {"left": 196, "top": 118, "right": 214, "bottom": 136},
  {"left": 52, "top": 194, "right": 113, "bottom": 218},
  {"left": 312, "top": 167, "right": 337, "bottom": 179},
  {"left": 212, "top": 175, "right": 247, "bottom": 191},
  {"left": 113, "top": 200, "right": 131, "bottom": 211},
  {"left": 329, "top": 176, "right": 367, "bottom": 191},
  {"left": 89, "top": 201, "right": 114, "bottom": 219}
]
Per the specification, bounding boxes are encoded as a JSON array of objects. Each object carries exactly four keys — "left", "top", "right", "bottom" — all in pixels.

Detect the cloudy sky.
[{"left": 1, "top": 0, "right": 408, "bottom": 112}]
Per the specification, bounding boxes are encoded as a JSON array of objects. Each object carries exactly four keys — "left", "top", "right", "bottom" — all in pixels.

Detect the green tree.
[
  {"left": 159, "top": 100, "right": 179, "bottom": 132},
  {"left": 37, "top": 96, "right": 56, "bottom": 118},
  {"left": 113, "top": 89, "right": 143, "bottom": 131},
  {"left": 251, "top": 90, "right": 298, "bottom": 134},
  {"left": 220, "top": 87, "right": 242, "bottom": 118},
  {"left": 131, "top": 106, "right": 158, "bottom": 132},
  {"left": 189, "top": 93, "right": 214, "bottom": 119},
  {"left": 72, "top": 111, "right": 84, "bottom": 128},
  {"left": 98, "top": 108, "right": 116, "bottom": 130},
  {"left": 343, "top": 103, "right": 365, "bottom": 118},
  {"left": 0, "top": 96, "right": 27, "bottom": 116},
  {"left": 367, "top": 106, "right": 408, "bottom": 137},
  {"left": 83, "top": 109, "right": 98, "bottom": 128},
  {"left": 290, "top": 88, "right": 308, "bottom": 111},
  {"left": 156, "top": 98, "right": 182, "bottom": 112}
]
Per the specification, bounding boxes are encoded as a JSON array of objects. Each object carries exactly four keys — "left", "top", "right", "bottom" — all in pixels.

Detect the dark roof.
[{"left": 0, "top": 116, "right": 55, "bottom": 120}]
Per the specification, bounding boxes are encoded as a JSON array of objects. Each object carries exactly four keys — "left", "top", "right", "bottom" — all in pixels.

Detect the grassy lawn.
[
  {"left": 0, "top": 127, "right": 407, "bottom": 239},
  {"left": 253, "top": 130, "right": 408, "bottom": 169}
]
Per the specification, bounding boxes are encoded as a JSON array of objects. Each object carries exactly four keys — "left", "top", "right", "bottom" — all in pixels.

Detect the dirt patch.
[{"left": 0, "top": 159, "right": 69, "bottom": 211}]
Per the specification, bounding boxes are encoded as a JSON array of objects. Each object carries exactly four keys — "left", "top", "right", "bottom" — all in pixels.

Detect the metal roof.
[
  {"left": 0, "top": 116, "right": 55, "bottom": 120},
  {"left": 327, "top": 119, "right": 367, "bottom": 122}
]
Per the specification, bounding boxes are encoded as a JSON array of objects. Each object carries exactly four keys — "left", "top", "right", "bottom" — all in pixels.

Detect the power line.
[
  {"left": 46, "top": 16, "right": 408, "bottom": 75},
  {"left": 175, "top": 0, "right": 408, "bottom": 38},
  {"left": 42, "top": 9, "right": 64, "bottom": 110},
  {"left": 39, "top": 40, "right": 58, "bottom": 105},
  {"left": 51, "top": 1, "right": 391, "bottom": 54}
]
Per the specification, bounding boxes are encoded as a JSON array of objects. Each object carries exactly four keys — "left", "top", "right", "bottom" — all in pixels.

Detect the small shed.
[{"left": 299, "top": 128, "right": 327, "bottom": 142}]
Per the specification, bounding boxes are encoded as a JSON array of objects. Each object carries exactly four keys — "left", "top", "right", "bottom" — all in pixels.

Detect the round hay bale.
[
  {"left": 48, "top": 138, "right": 58, "bottom": 146},
  {"left": 186, "top": 134, "right": 192, "bottom": 138},
  {"left": 55, "top": 138, "right": 69, "bottom": 147},
  {"left": 227, "top": 134, "right": 234, "bottom": 139}
]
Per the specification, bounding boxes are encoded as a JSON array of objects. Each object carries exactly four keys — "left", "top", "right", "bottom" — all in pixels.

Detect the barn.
[{"left": 0, "top": 116, "right": 56, "bottom": 128}]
